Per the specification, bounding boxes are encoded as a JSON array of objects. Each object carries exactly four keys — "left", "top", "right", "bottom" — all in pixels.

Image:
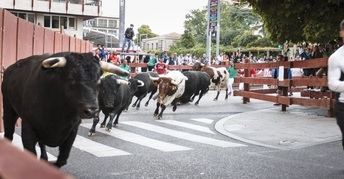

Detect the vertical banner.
[{"left": 209, "top": 0, "right": 219, "bottom": 39}]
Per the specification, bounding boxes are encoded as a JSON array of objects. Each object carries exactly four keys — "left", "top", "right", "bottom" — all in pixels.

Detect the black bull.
[
  {"left": 1, "top": 52, "right": 128, "bottom": 167},
  {"left": 88, "top": 75, "right": 144, "bottom": 135}
]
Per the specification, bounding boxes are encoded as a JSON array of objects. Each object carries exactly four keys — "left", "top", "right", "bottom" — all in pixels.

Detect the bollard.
[{"left": 281, "top": 56, "right": 289, "bottom": 112}]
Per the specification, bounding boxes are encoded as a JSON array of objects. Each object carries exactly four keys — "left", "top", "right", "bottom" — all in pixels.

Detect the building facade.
[
  {"left": 141, "top": 33, "right": 180, "bottom": 52},
  {"left": 0, "top": 0, "right": 102, "bottom": 38}
]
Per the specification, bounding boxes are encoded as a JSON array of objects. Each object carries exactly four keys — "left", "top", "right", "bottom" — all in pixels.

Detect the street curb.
[{"left": 214, "top": 108, "right": 341, "bottom": 150}]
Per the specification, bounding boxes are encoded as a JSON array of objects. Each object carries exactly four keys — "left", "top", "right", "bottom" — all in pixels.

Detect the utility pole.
[
  {"left": 205, "top": 0, "right": 211, "bottom": 65},
  {"left": 215, "top": 1, "right": 221, "bottom": 58},
  {"left": 119, "top": 0, "right": 125, "bottom": 47}
]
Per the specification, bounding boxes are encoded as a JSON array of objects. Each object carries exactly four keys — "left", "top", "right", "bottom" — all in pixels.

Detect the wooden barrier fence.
[{"left": 233, "top": 58, "right": 335, "bottom": 117}]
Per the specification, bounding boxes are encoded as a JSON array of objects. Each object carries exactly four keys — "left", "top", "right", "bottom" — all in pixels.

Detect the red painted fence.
[{"left": 0, "top": 9, "right": 94, "bottom": 132}]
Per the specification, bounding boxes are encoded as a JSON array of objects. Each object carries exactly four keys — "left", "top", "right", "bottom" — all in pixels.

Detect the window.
[
  {"left": 28, "top": 14, "right": 35, "bottom": 23},
  {"left": 108, "top": 30, "right": 117, "bottom": 35},
  {"left": 60, "top": 17, "right": 67, "bottom": 29},
  {"left": 108, "top": 20, "right": 116, "bottom": 28},
  {"left": 69, "top": 18, "right": 76, "bottom": 29},
  {"left": 52, "top": 16, "right": 59, "bottom": 28},
  {"left": 87, "top": 19, "right": 96, "bottom": 27},
  {"left": 44, "top": 16, "right": 51, "bottom": 27},
  {"left": 97, "top": 19, "right": 107, "bottom": 27},
  {"left": 18, "top": 13, "right": 26, "bottom": 20},
  {"left": 69, "top": 0, "right": 81, "bottom": 4}
]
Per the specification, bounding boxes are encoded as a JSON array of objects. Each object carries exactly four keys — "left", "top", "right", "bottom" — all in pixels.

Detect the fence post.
[
  {"left": 328, "top": 92, "right": 336, "bottom": 117},
  {"left": 281, "top": 57, "right": 289, "bottom": 112},
  {"left": 243, "top": 58, "right": 250, "bottom": 104}
]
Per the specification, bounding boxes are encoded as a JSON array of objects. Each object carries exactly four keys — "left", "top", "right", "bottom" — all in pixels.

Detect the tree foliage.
[
  {"left": 137, "top": 25, "right": 157, "bottom": 40},
  {"left": 244, "top": 0, "right": 344, "bottom": 43}
]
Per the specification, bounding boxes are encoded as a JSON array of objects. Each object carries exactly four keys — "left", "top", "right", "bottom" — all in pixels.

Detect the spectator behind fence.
[
  {"left": 147, "top": 53, "right": 157, "bottom": 71},
  {"left": 142, "top": 51, "right": 150, "bottom": 72},
  {"left": 154, "top": 58, "right": 167, "bottom": 74}
]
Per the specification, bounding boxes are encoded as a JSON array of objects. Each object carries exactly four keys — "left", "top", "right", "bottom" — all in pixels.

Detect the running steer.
[
  {"left": 150, "top": 71, "right": 188, "bottom": 119},
  {"left": 2, "top": 52, "right": 128, "bottom": 168},
  {"left": 88, "top": 75, "right": 144, "bottom": 135},
  {"left": 131, "top": 72, "right": 159, "bottom": 109},
  {"left": 181, "top": 71, "right": 210, "bottom": 105}
]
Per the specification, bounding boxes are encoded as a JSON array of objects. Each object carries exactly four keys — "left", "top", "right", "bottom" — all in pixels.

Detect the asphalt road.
[{"left": 12, "top": 91, "right": 344, "bottom": 178}]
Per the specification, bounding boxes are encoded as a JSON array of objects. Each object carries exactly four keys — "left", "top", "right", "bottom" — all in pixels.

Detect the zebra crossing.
[{"left": 2, "top": 118, "right": 246, "bottom": 160}]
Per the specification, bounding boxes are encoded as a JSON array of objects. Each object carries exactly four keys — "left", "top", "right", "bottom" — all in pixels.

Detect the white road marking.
[
  {"left": 81, "top": 123, "right": 192, "bottom": 152},
  {"left": 157, "top": 120, "right": 215, "bottom": 134},
  {"left": 122, "top": 121, "right": 246, "bottom": 148},
  {"left": 190, "top": 118, "right": 214, "bottom": 124},
  {"left": 73, "top": 135, "right": 131, "bottom": 157},
  {"left": 11, "top": 133, "right": 57, "bottom": 161}
]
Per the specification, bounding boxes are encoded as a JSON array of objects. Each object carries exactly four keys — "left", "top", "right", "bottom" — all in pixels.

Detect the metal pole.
[
  {"left": 119, "top": 0, "right": 125, "bottom": 47},
  {"left": 206, "top": 0, "right": 211, "bottom": 65},
  {"left": 215, "top": 1, "right": 221, "bottom": 58}
]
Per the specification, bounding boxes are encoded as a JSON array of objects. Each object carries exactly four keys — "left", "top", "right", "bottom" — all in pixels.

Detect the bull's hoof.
[
  {"left": 100, "top": 124, "right": 105, "bottom": 128},
  {"left": 172, "top": 106, "right": 177, "bottom": 112},
  {"left": 132, "top": 104, "right": 136, "bottom": 108},
  {"left": 153, "top": 113, "right": 158, "bottom": 117},
  {"left": 88, "top": 132, "right": 96, "bottom": 136},
  {"left": 195, "top": 102, "right": 199, "bottom": 105},
  {"left": 145, "top": 102, "right": 149, "bottom": 106},
  {"left": 213, "top": 98, "right": 218, "bottom": 101},
  {"left": 136, "top": 106, "right": 140, "bottom": 110},
  {"left": 105, "top": 128, "right": 112, "bottom": 132},
  {"left": 157, "top": 116, "right": 162, "bottom": 120}
]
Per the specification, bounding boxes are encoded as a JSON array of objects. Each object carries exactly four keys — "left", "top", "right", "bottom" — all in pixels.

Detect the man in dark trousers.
[
  {"left": 121, "top": 24, "right": 135, "bottom": 53},
  {"left": 328, "top": 19, "right": 344, "bottom": 150}
]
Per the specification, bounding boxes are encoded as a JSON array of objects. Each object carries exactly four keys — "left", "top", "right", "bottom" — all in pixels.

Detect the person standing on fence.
[
  {"left": 328, "top": 19, "right": 344, "bottom": 150},
  {"left": 121, "top": 24, "right": 135, "bottom": 53}
]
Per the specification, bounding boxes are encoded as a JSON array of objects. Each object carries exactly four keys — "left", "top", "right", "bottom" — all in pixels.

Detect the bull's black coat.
[
  {"left": 89, "top": 75, "right": 140, "bottom": 135},
  {"left": 131, "top": 72, "right": 159, "bottom": 109},
  {"left": 2, "top": 52, "right": 102, "bottom": 167},
  {"left": 180, "top": 71, "right": 210, "bottom": 105}
]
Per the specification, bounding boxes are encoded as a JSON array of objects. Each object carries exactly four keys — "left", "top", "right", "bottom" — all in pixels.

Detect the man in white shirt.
[{"left": 328, "top": 19, "right": 344, "bottom": 149}]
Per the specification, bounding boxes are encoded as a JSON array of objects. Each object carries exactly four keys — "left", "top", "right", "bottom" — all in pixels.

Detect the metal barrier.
[{"left": 233, "top": 58, "right": 335, "bottom": 117}]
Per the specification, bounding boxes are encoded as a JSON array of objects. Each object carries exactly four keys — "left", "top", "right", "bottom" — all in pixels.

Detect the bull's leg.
[
  {"left": 145, "top": 89, "right": 157, "bottom": 106},
  {"left": 100, "top": 114, "right": 109, "bottom": 128},
  {"left": 38, "top": 142, "right": 48, "bottom": 161},
  {"left": 225, "top": 87, "right": 229, "bottom": 100},
  {"left": 106, "top": 113, "right": 116, "bottom": 131},
  {"left": 21, "top": 120, "right": 38, "bottom": 157},
  {"left": 195, "top": 90, "right": 206, "bottom": 105},
  {"left": 214, "top": 85, "right": 220, "bottom": 101},
  {"left": 54, "top": 127, "right": 78, "bottom": 168},
  {"left": 172, "top": 100, "right": 178, "bottom": 112},
  {"left": 136, "top": 93, "right": 147, "bottom": 109},
  {"left": 132, "top": 97, "right": 139, "bottom": 108},
  {"left": 113, "top": 110, "right": 123, "bottom": 127},
  {"left": 3, "top": 99, "right": 19, "bottom": 141},
  {"left": 154, "top": 102, "right": 160, "bottom": 117},
  {"left": 89, "top": 111, "right": 100, "bottom": 136},
  {"left": 158, "top": 104, "right": 166, "bottom": 120}
]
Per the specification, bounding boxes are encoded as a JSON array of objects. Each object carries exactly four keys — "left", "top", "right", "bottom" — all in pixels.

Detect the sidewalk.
[{"left": 215, "top": 105, "right": 341, "bottom": 150}]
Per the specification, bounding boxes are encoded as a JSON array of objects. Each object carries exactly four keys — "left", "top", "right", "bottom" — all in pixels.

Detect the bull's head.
[{"left": 41, "top": 53, "right": 129, "bottom": 118}]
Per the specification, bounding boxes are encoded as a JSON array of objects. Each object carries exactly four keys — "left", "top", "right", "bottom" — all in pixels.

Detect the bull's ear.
[{"left": 42, "top": 57, "right": 67, "bottom": 68}]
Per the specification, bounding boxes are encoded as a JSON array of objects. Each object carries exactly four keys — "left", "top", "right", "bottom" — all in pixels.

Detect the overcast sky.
[{"left": 102, "top": 0, "right": 208, "bottom": 35}]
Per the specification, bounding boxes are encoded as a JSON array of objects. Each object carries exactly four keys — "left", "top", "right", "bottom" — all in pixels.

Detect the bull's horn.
[
  {"left": 116, "top": 79, "right": 129, "bottom": 85},
  {"left": 137, "top": 80, "right": 145, "bottom": 87},
  {"left": 99, "top": 61, "right": 129, "bottom": 76},
  {"left": 42, "top": 57, "right": 67, "bottom": 68},
  {"left": 149, "top": 75, "right": 160, "bottom": 81}
]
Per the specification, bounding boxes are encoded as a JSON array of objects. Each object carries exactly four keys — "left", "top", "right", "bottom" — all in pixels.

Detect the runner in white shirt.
[{"left": 328, "top": 19, "right": 344, "bottom": 149}]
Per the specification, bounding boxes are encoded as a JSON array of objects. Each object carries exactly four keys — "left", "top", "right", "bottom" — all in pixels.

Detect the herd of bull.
[{"left": 1, "top": 52, "right": 230, "bottom": 168}]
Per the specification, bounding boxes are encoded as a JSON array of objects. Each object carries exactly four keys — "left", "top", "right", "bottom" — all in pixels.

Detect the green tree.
[
  {"left": 184, "top": 9, "right": 207, "bottom": 43},
  {"left": 180, "top": 30, "right": 196, "bottom": 48},
  {"left": 135, "top": 25, "right": 157, "bottom": 43},
  {"left": 243, "top": 0, "right": 344, "bottom": 43}
]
